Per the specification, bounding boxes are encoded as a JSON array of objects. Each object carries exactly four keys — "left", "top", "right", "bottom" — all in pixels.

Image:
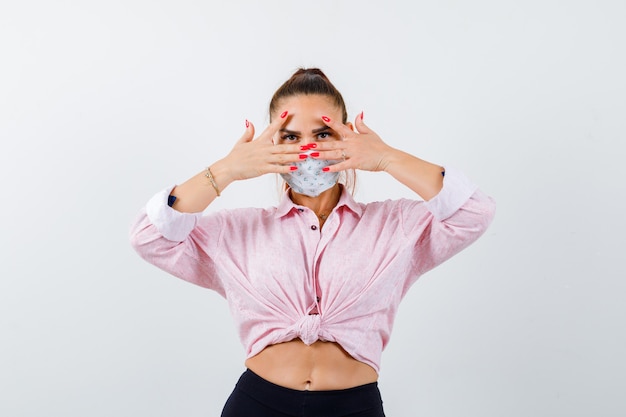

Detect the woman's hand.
[
  {"left": 219, "top": 111, "right": 304, "bottom": 181},
  {"left": 313, "top": 113, "right": 445, "bottom": 201},
  {"left": 170, "top": 110, "right": 305, "bottom": 212},
  {"left": 311, "top": 114, "right": 396, "bottom": 173}
]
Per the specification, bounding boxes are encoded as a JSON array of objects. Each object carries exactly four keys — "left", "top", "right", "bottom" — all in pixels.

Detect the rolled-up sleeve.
[
  {"left": 400, "top": 167, "right": 496, "bottom": 281},
  {"left": 129, "top": 187, "right": 225, "bottom": 295},
  {"left": 144, "top": 186, "right": 204, "bottom": 241},
  {"left": 424, "top": 166, "right": 480, "bottom": 221}
]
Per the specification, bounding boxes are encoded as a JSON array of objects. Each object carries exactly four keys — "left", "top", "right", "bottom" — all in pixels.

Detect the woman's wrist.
[
  {"left": 168, "top": 158, "right": 234, "bottom": 213},
  {"left": 382, "top": 149, "right": 444, "bottom": 201},
  {"left": 380, "top": 147, "right": 404, "bottom": 173},
  {"left": 207, "top": 157, "right": 236, "bottom": 193}
]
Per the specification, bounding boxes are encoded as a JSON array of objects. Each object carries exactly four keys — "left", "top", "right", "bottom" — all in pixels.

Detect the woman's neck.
[{"left": 289, "top": 184, "right": 342, "bottom": 220}]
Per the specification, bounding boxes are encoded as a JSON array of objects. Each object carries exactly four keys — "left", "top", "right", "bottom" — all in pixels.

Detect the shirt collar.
[{"left": 274, "top": 185, "right": 363, "bottom": 219}]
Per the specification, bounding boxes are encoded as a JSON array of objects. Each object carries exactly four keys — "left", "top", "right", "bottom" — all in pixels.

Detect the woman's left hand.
[{"left": 313, "top": 114, "right": 395, "bottom": 173}]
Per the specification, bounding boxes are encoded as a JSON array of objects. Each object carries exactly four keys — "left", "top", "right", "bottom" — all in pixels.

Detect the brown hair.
[
  {"left": 269, "top": 68, "right": 348, "bottom": 123},
  {"left": 270, "top": 68, "right": 356, "bottom": 195}
]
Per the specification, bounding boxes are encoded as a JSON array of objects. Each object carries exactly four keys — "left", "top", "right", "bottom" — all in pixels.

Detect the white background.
[{"left": 1, "top": 1, "right": 625, "bottom": 416}]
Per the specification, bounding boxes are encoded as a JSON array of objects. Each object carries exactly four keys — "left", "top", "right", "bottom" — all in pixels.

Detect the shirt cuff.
[
  {"left": 145, "top": 186, "right": 204, "bottom": 241},
  {"left": 424, "top": 166, "right": 478, "bottom": 221}
]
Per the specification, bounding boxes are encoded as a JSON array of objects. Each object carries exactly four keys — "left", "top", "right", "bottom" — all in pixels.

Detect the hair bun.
[
  {"left": 270, "top": 67, "right": 347, "bottom": 123},
  {"left": 294, "top": 68, "right": 329, "bottom": 80}
]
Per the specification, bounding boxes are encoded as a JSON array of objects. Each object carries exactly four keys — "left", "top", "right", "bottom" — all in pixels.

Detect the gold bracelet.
[{"left": 204, "top": 166, "right": 221, "bottom": 197}]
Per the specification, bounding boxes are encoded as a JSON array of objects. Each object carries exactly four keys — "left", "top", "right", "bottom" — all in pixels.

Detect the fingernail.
[
  {"left": 300, "top": 145, "right": 310, "bottom": 150},
  {"left": 281, "top": 111, "right": 288, "bottom": 119},
  {"left": 322, "top": 167, "right": 330, "bottom": 172},
  {"left": 322, "top": 116, "right": 331, "bottom": 123},
  {"left": 308, "top": 143, "right": 317, "bottom": 148},
  {"left": 290, "top": 166, "right": 298, "bottom": 171},
  {"left": 245, "top": 119, "right": 250, "bottom": 128},
  {"left": 360, "top": 111, "right": 364, "bottom": 120},
  {"left": 299, "top": 154, "right": 308, "bottom": 159},
  {"left": 310, "top": 152, "right": 320, "bottom": 157}
]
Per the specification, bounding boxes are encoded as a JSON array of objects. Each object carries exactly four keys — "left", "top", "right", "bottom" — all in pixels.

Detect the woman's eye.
[
  {"left": 281, "top": 135, "right": 298, "bottom": 142},
  {"left": 317, "top": 132, "right": 332, "bottom": 140}
]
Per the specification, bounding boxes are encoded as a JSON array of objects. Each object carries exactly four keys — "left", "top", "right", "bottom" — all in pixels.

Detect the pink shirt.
[{"left": 129, "top": 167, "right": 495, "bottom": 372}]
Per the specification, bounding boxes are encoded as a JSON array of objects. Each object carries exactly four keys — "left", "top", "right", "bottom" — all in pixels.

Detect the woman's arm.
[
  {"left": 311, "top": 113, "right": 447, "bottom": 201},
  {"left": 379, "top": 149, "right": 444, "bottom": 201},
  {"left": 129, "top": 110, "right": 303, "bottom": 287},
  {"left": 314, "top": 114, "right": 495, "bottom": 279},
  {"left": 168, "top": 159, "right": 233, "bottom": 213},
  {"left": 169, "top": 111, "right": 301, "bottom": 213}
]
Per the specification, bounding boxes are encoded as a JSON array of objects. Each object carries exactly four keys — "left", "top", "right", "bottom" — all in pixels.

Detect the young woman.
[{"left": 130, "top": 68, "right": 495, "bottom": 417}]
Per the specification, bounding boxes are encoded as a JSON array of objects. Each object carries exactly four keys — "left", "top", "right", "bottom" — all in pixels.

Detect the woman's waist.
[{"left": 244, "top": 339, "right": 378, "bottom": 391}]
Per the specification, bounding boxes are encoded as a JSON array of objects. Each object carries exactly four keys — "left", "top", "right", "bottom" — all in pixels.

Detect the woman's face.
[{"left": 273, "top": 94, "right": 348, "bottom": 146}]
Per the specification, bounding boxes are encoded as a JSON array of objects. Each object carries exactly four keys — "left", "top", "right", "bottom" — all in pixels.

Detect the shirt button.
[{"left": 310, "top": 225, "right": 317, "bottom": 231}]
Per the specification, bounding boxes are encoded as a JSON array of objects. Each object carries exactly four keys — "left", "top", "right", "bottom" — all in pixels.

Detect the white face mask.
[{"left": 281, "top": 151, "right": 340, "bottom": 197}]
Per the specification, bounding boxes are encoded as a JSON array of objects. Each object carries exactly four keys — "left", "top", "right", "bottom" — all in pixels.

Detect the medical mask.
[{"left": 281, "top": 152, "right": 340, "bottom": 197}]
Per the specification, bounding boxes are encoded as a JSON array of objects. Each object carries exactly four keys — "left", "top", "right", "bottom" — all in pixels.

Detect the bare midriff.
[{"left": 244, "top": 339, "right": 378, "bottom": 391}]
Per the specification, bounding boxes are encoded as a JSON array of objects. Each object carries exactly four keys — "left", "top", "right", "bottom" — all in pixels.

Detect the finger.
[
  {"left": 267, "top": 152, "right": 305, "bottom": 165},
  {"left": 354, "top": 112, "right": 373, "bottom": 134},
  {"left": 320, "top": 115, "right": 355, "bottom": 138},
  {"left": 309, "top": 149, "right": 345, "bottom": 161},
  {"left": 270, "top": 142, "right": 308, "bottom": 155},
  {"left": 265, "top": 163, "right": 300, "bottom": 175},
  {"left": 236, "top": 119, "right": 255, "bottom": 144},
  {"left": 320, "top": 160, "right": 351, "bottom": 173},
  {"left": 258, "top": 110, "right": 290, "bottom": 143}
]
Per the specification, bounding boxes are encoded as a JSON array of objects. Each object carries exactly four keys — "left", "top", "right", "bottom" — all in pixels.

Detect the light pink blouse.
[{"left": 129, "top": 167, "right": 495, "bottom": 372}]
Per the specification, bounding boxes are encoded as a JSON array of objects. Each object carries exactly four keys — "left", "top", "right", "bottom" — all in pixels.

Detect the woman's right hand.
[
  {"left": 168, "top": 110, "right": 301, "bottom": 213},
  {"left": 220, "top": 110, "right": 303, "bottom": 181}
]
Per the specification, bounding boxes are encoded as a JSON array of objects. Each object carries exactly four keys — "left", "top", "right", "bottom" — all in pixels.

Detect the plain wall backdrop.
[{"left": 1, "top": 1, "right": 624, "bottom": 416}]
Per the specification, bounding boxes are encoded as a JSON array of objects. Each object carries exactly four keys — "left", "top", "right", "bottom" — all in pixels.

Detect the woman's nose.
[{"left": 301, "top": 139, "right": 317, "bottom": 148}]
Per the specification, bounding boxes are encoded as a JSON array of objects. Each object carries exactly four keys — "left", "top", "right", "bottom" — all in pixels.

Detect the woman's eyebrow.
[
  {"left": 279, "top": 128, "right": 299, "bottom": 135},
  {"left": 312, "top": 126, "right": 331, "bottom": 134},
  {"left": 279, "top": 126, "right": 331, "bottom": 135}
]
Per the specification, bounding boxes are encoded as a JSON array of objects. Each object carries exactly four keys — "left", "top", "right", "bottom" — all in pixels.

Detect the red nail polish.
[
  {"left": 300, "top": 145, "right": 310, "bottom": 150},
  {"left": 245, "top": 119, "right": 250, "bottom": 128},
  {"left": 360, "top": 111, "right": 364, "bottom": 120},
  {"left": 299, "top": 154, "right": 308, "bottom": 159},
  {"left": 281, "top": 111, "right": 288, "bottom": 119},
  {"left": 322, "top": 116, "right": 331, "bottom": 123},
  {"left": 308, "top": 143, "right": 317, "bottom": 148},
  {"left": 322, "top": 167, "right": 330, "bottom": 172},
  {"left": 290, "top": 166, "right": 298, "bottom": 171},
  {"left": 310, "top": 152, "right": 320, "bottom": 157}
]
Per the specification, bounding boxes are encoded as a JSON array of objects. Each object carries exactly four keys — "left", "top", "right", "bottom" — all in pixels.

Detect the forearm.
[
  {"left": 169, "top": 158, "right": 235, "bottom": 213},
  {"left": 383, "top": 148, "right": 444, "bottom": 201}
]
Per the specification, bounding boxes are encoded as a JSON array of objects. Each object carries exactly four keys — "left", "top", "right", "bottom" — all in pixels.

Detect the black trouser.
[{"left": 221, "top": 369, "right": 386, "bottom": 417}]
